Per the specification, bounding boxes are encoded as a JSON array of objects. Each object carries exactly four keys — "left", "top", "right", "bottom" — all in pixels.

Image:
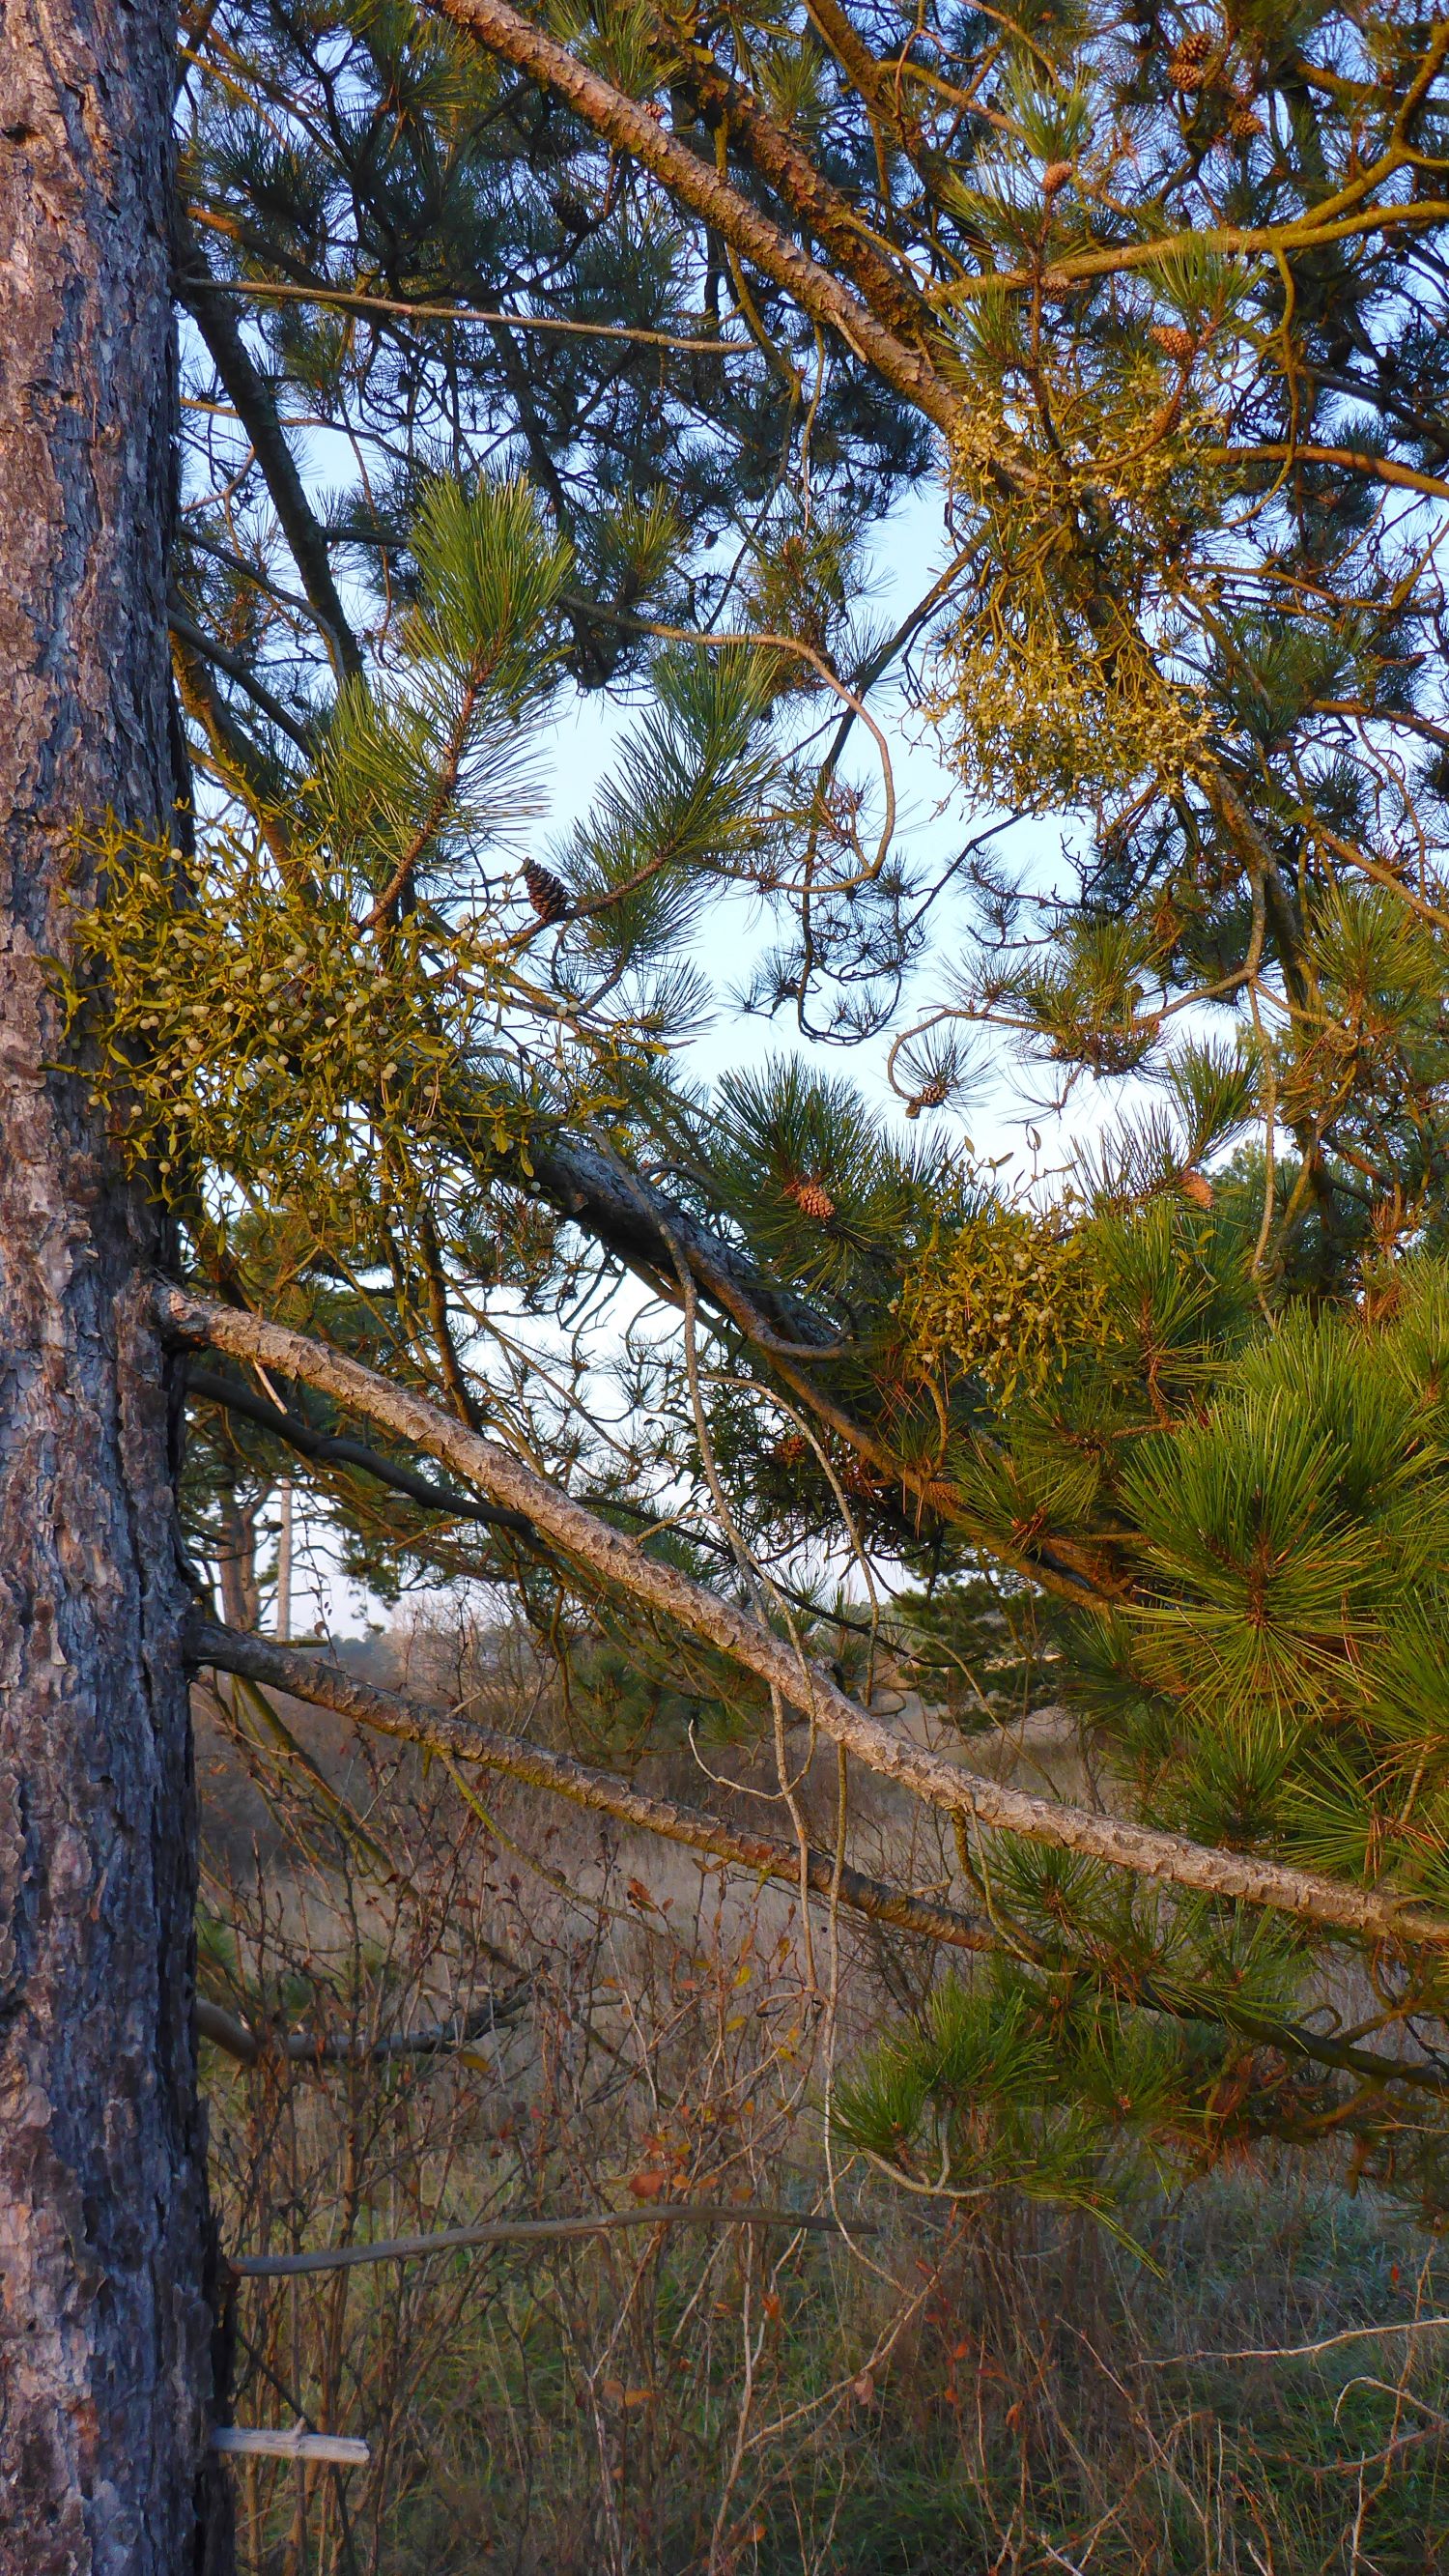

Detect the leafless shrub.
[{"left": 198, "top": 1630, "right": 1449, "bottom": 2576}]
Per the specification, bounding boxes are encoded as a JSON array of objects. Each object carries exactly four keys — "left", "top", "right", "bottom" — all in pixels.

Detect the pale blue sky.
[
  {"left": 282, "top": 487, "right": 1128, "bottom": 1634},
  {"left": 538, "top": 484, "right": 1100, "bottom": 1177}
]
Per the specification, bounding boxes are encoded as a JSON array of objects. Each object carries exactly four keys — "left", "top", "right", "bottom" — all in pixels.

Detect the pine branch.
[
  {"left": 230, "top": 2203, "right": 855, "bottom": 2277},
  {"left": 189, "top": 1622, "right": 1449, "bottom": 2102},
  {"left": 186, "top": 1365, "right": 531, "bottom": 1538},
  {"left": 185, "top": 1613, "right": 998, "bottom": 1957},
  {"left": 190, "top": 274, "right": 756, "bottom": 356},
  {"left": 161, "top": 1290, "right": 1449, "bottom": 1951},
  {"left": 356, "top": 666, "right": 487, "bottom": 931},
  {"left": 1208, "top": 441, "right": 1449, "bottom": 506},
  {"left": 176, "top": 226, "right": 363, "bottom": 682},
  {"left": 195, "top": 1989, "right": 527, "bottom": 2068},
  {"left": 192, "top": 1350, "right": 902, "bottom": 1629},
  {"left": 801, "top": 0, "right": 986, "bottom": 186},
  {"left": 526, "top": 1131, "right": 837, "bottom": 1351},
  {"left": 660, "top": 21, "right": 932, "bottom": 342},
  {"left": 422, "top": 0, "right": 961, "bottom": 436},
  {"left": 523, "top": 1133, "right": 1100, "bottom": 1600},
  {"left": 169, "top": 629, "right": 307, "bottom": 888},
  {"left": 167, "top": 599, "right": 314, "bottom": 753}
]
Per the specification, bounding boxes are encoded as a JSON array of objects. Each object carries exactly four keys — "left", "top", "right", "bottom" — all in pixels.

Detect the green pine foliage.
[{"left": 130, "top": 1, "right": 1449, "bottom": 2231}]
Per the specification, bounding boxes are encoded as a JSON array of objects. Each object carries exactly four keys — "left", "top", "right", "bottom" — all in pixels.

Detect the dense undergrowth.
[
  {"left": 378, "top": 2176, "right": 1447, "bottom": 2576},
  {"left": 197, "top": 1660, "right": 1448, "bottom": 2576}
]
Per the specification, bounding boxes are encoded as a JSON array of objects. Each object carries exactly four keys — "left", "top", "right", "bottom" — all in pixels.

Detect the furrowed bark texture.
[{"left": 0, "top": 6, "right": 224, "bottom": 2568}]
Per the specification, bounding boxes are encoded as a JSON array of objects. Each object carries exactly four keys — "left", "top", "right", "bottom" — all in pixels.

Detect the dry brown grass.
[{"left": 196, "top": 1625, "right": 1449, "bottom": 2576}]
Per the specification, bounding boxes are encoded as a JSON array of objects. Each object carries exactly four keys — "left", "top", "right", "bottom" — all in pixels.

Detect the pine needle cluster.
[{"left": 113, "top": 0, "right": 1449, "bottom": 2229}]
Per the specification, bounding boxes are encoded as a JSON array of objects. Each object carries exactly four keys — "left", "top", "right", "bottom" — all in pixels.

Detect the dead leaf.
[{"left": 627, "top": 2168, "right": 669, "bottom": 2201}]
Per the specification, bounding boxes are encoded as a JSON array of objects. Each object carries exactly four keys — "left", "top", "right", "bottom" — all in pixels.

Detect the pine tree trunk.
[
  {"left": 0, "top": 2, "right": 228, "bottom": 2566},
  {"left": 217, "top": 1487, "right": 264, "bottom": 1634}
]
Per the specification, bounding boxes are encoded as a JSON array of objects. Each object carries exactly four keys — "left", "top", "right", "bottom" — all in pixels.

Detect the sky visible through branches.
[{"left": 267, "top": 475, "right": 1082, "bottom": 1635}]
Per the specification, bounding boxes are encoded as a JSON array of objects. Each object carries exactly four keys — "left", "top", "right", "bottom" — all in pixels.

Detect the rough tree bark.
[{"left": 0, "top": 2, "right": 227, "bottom": 2567}]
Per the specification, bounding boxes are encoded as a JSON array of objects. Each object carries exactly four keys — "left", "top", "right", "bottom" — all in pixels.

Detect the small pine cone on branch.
[
  {"left": 772, "top": 1434, "right": 809, "bottom": 1468},
  {"left": 1167, "top": 28, "right": 1213, "bottom": 89},
  {"left": 1150, "top": 323, "right": 1199, "bottom": 364},
  {"left": 782, "top": 1175, "right": 836, "bottom": 1221},
  {"left": 1040, "top": 160, "right": 1073, "bottom": 199},
  {"left": 524, "top": 861, "right": 571, "bottom": 925},
  {"left": 1227, "top": 98, "right": 1264, "bottom": 138},
  {"left": 905, "top": 1074, "right": 951, "bottom": 1121}
]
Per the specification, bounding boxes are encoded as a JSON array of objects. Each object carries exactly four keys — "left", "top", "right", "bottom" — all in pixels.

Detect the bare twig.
[
  {"left": 195, "top": 1992, "right": 527, "bottom": 2069},
  {"left": 196, "top": 275, "right": 758, "bottom": 357},
  {"left": 231, "top": 2204, "right": 856, "bottom": 2276},
  {"left": 1142, "top": 2317, "right": 1449, "bottom": 2370}
]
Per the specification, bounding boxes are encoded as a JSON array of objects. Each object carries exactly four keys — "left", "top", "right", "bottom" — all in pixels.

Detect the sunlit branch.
[
  {"left": 192, "top": 274, "right": 761, "bottom": 357},
  {"left": 185, "top": 1613, "right": 999, "bottom": 1956},
  {"left": 162, "top": 1289, "right": 1449, "bottom": 1951}
]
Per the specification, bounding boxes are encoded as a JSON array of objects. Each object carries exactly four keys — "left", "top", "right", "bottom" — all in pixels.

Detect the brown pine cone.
[
  {"left": 1151, "top": 323, "right": 1199, "bottom": 364},
  {"left": 1041, "top": 160, "right": 1073, "bottom": 199},
  {"left": 905, "top": 1074, "right": 951, "bottom": 1121},
  {"left": 1228, "top": 99, "right": 1264, "bottom": 138},
  {"left": 1167, "top": 29, "right": 1213, "bottom": 89},
  {"left": 783, "top": 1175, "right": 836, "bottom": 1221},
  {"left": 772, "top": 1434, "right": 809, "bottom": 1468},
  {"left": 524, "top": 861, "right": 571, "bottom": 925}
]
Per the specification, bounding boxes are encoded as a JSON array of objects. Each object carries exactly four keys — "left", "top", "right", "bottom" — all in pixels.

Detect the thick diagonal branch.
[
  {"left": 191, "top": 1622, "right": 1449, "bottom": 2100},
  {"left": 160, "top": 1291, "right": 1449, "bottom": 1950},
  {"left": 663, "top": 29, "right": 931, "bottom": 343},
  {"left": 528, "top": 1132, "right": 838, "bottom": 1351},
  {"left": 185, "top": 1615, "right": 996, "bottom": 1956},
  {"left": 424, "top": 0, "right": 960, "bottom": 438}
]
